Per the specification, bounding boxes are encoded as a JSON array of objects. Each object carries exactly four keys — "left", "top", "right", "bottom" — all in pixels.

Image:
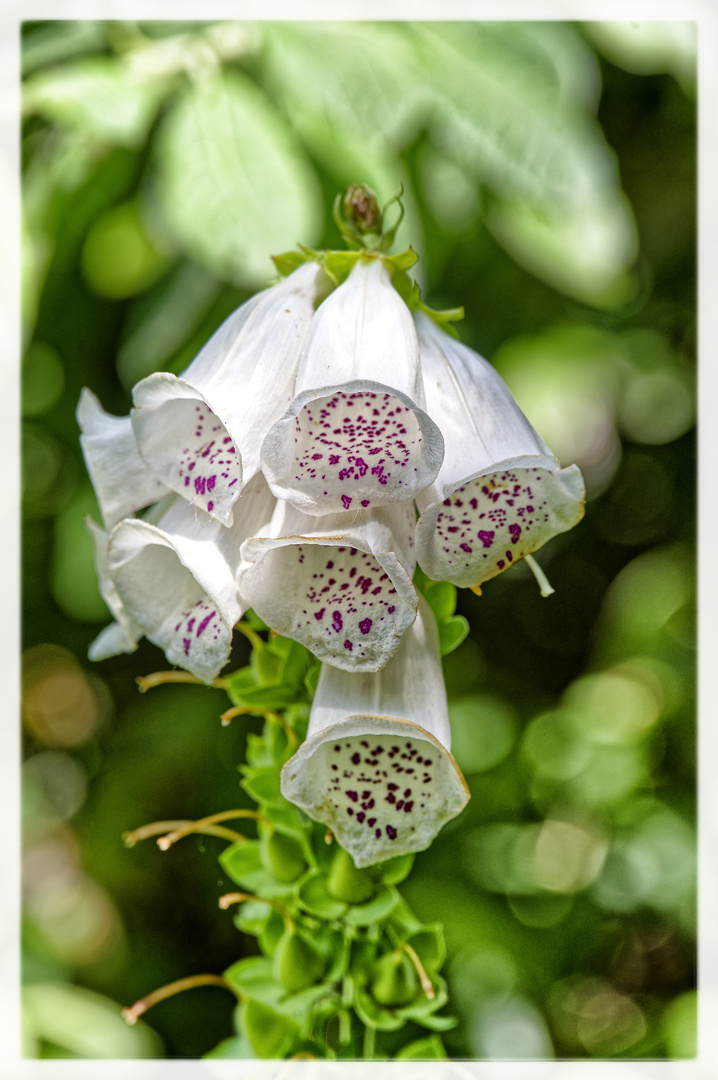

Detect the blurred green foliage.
[{"left": 21, "top": 19, "right": 695, "bottom": 1060}]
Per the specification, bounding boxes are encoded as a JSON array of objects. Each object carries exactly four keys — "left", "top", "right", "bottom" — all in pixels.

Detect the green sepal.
[
  {"left": 353, "top": 983, "right": 406, "bottom": 1032},
  {"left": 343, "top": 885, "right": 400, "bottom": 927},
  {"left": 241, "top": 766, "right": 284, "bottom": 808},
  {"left": 257, "top": 908, "right": 286, "bottom": 957},
  {"left": 224, "top": 956, "right": 283, "bottom": 1008},
  {"left": 387, "top": 896, "right": 424, "bottom": 935},
  {"left": 326, "top": 847, "right": 376, "bottom": 904},
  {"left": 273, "top": 927, "right": 327, "bottom": 992},
  {"left": 423, "top": 580, "right": 458, "bottom": 624},
  {"left": 376, "top": 851, "right": 415, "bottom": 886},
  {"left": 231, "top": 897, "right": 275, "bottom": 937},
  {"left": 316, "top": 248, "right": 363, "bottom": 287},
  {"left": 243, "top": 998, "right": 297, "bottom": 1059},
  {"left": 438, "top": 615, "right": 470, "bottom": 656},
  {"left": 416, "top": 298, "right": 465, "bottom": 338},
  {"left": 271, "top": 250, "right": 311, "bottom": 277},
  {"left": 203, "top": 1032, "right": 256, "bottom": 1059},
  {"left": 383, "top": 246, "right": 419, "bottom": 274},
  {"left": 404, "top": 925, "right": 446, "bottom": 976},
  {"left": 219, "top": 841, "right": 293, "bottom": 899},
  {"left": 297, "top": 871, "right": 347, "bottom": 920},
  {"left": 395, "top": 1035, "right": 447, "bottom": 1060}
]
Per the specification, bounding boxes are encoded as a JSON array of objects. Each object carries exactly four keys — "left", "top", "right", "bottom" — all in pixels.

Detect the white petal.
[
  {"left": 107, "top": 475, "right": 275, "bottom": 683},
  {"left": 76, "top": 388, "right": 171, "bottom": 529},
  {"left": 415, "top": 313, "right": 585, "bottom": 588},
  {"left": 261, "top": 258, "right": 444, "bottom": 515},
  {"left": 130, "top": 262, "right": 321, "bottom": 525},
  {"left": 88, "top": 621, "right": 139, "bottom": 661},
  {"left": 239, "top": 499, "right": 418, "bottom": 672},
  {"left": 86, "top": 516, "right": 143, "bottom": 647},
  {"left": 280, "top": 600, "right": 469, "bottom": 867}
]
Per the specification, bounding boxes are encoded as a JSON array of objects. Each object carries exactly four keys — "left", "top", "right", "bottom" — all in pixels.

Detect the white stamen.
[{"left": 525, "top": 554, "right": 555, "bottom": 598}]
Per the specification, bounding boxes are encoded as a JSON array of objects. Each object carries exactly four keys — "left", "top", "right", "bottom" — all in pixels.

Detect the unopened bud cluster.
[{"left": 79, "top": 186, "right": 584, "bottom": 867}]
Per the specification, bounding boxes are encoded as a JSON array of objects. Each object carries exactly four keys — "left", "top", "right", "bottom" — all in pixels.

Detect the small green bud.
[
  {"left": 272, "top": 928, "right": 326, "bottom": 992},
  {"left": 370, "top": 950, "right": 420, "bottom": 1007},
  {"left": 243, "top": 998, "right": 295, "bottom": 1058},
  {"left": 261, "top": 830, "right": 307, "bottom": 883},
  {"left": 326, "top": 847, "right": 376, "bottom": 904},
  {"left": 343, "top": 184, "right": 382, "bottom": 235}
]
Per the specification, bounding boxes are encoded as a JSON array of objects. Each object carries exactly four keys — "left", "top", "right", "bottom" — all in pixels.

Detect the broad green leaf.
[
  {"left": 24, "top": 56, "right": 171, "bottom": 146},
  {"left": 438, "top": 615, "right": 469, "bottom": 657},
  {"left": 242, "top": 767, "right": 284, "bottom": 808},
  {"left": 153, "top": 69, "right": 321, "bottom": 286}
]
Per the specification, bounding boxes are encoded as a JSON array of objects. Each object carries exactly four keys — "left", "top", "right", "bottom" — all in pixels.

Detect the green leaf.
[
  {"left": 424, "top": 580, "right": 457, "bottom": 624},
  {"left": 243, "top": 998, "right": 297, "bottom": 1059},
  {"left": 297, "top": 872, "right": 347, "bottom": 920},
  {"left": 224, "top": 956, "right": 282, "bottom": 1007},
  {"left": 153, "top": 68, "right": 321, "bottom": 286},
  {"left": 271, "top": 250, "right": 311, "bottom": 277},
  {"left": 438, "top": 615, "right": 469, "bottom": 656},
  {"left": 203, "top": 1033, "right": 256, "bottom": 1059},
  {"left": 395, "top": 1035, "right": 447, "bottom": 1059},
  {"left": 219, "top": 841, "right": 275, "bottom": 894},
  {"left": 25, "top": 56, "right": 170, "bottom": 146},
  {"left": 344, "top": 885, "right": 400, "bottom": 927}
]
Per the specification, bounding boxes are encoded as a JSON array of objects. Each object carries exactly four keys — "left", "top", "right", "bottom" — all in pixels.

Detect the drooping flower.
[
  {"left": 414, "top": 312, "right": 585, "bottom": 590},
  {"left": 85, "top": 517, "right": 143, "bottom": 660},
  {"left": 261, "top": 257, "right": 444, "bottom": 516},
  {"left": 77, "top": 388, "right": 171, "bottom": 531},
  {"left": 239, "top": 500, "right": 418, "bottom": 672},
  {"left": 101, "top": 473, "right": 275, "bottom": 682},
  {"left": 280, "top": 599, "right": 469, "bottom": 867},
  {"left": 129, "top": 260, "right": 322, "bottom": 526}
]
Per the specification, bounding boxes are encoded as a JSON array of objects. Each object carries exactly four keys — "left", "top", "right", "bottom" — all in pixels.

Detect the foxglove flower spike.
[
  {"left": 130, "top": 261, "right": 321, "bottom": 526},
  {"left": 262, "top": 257, "right": 444, "bottom": 516},
  {"left": 280, "top": 600, "right": 469, "bottom": 867},
  {"left": 239, "top": 499, "right": 418, "bottom": 672},
  {"left": 414, "top": 313, "right": 585, "bottom": 589}
]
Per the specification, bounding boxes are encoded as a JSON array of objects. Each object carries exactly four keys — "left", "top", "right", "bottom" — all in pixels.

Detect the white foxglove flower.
[
  {"left": 105, "top": 474, "right": 275, "bottom": 682},
  {"left": 239, "top": 499, "right": 418, "bottom": 672},
  {"left": 77, "top": 388, "right": 171, "bottom": 530},
  {"left": 86, "top": 518, "right": 143, "bottom": 660},
  {"left": 414, "top": 312, "right": 585, "bottom": 590},
  {"left": 261, "top": 258, "right": 444, "bottom": 516},
  {"left": 280, "top": 600, "right": 469, "bottom": 867},
  {"left": 130, "top": 261, "right": 321, "bottom": 527}
]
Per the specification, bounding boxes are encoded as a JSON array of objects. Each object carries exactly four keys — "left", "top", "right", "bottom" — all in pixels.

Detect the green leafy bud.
[
  {"left": 243, "top": 998, "right": 296, "bottom": 1059},
  {"left": 370, "top": 950, "right": 420, "bottom": 1008},
  {"left": 343, "top": 184, "right": 382, "bottom": 235},
  {"left": 326, "top": 847, "right": 375, "bottom": 904},
  {"left": 261, "top": 830, "right": 307, "bottom": 883},
  {"left": 272, "top": 928, "right": 326, "bottom": 992}
]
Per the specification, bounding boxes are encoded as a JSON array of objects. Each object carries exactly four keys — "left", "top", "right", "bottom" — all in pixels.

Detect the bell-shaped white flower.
[
  {"left": 105, "top": 474, "right": 275, "bottom": 682},
  {"left": 77, "top": 388, "right": 171, "bottom": 530},
  {"left": 280, "top": 599, "right": 469, "bottom": 868},
  {"left": 130, "top": 261, "right": 321, "bottom": 527},
  {"left": 414, "top": 312, "right": 585, "bottom": 590},
  {"left": 239, "top": 499, "right": 418, "bottom": 672},
  {"left": 85, "top": 517, "right": 143, "bottom": 660},
  {"left": 261, "top": 258, "right": 444, "bottom": 516}
]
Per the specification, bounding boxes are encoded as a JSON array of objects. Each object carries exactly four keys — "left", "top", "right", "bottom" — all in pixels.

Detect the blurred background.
[{"left": 20, "top": 20, "right": 696, "bottom": 1059}]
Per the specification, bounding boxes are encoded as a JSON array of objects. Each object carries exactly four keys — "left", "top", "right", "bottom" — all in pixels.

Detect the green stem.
[{"left": 362, "top": 1023, "right": 376, "bottom": 1059}]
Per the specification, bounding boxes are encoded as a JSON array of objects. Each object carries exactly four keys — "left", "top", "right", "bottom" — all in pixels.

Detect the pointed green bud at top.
[
  {"left": 370, "top": 950, "right": 420, "bottom": 1007},
  {"left": 326, "top": 847, "right": 376, "bottom": 904},
  {"left": 340, "top": 184, "right": 382, "bottom": 237}
]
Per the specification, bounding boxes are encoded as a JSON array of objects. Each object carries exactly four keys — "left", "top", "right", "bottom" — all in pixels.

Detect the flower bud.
[
  {"left": 260, "top": 830, "right": 307, "bottom": 884},
  {"left": 370, "top": 950, "right": 420, "bottom": 1007},
  {"left": 326, "top": 847, "right": 376, "bottom": 904},
  {"left": 272, "top": 928, "right": 326, "bottom": 992}
]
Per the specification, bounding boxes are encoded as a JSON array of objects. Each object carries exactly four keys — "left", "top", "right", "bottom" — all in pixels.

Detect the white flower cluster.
[{"left": 79, "top": 252, "right": 584, "bottom": 866}]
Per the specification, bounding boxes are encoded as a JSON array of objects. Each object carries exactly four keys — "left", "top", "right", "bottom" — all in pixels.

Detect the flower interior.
[
  {"left": 281, "top": 720, "right": 467, "bottom": 867},
  {"left": 135, "top": 399, "right": 241, "bottom": 524},
  {"left": 245, "top": 542, "right": 414, "bottom": 671},
  {"left": 291, "top": 390, "right": 424, "bottom": 510},
  {"left": 113, "top": 543, "right": 230, "bottom": 681},
  {"left": 419, "top": 465, "right": 584, "bottom": 589}
]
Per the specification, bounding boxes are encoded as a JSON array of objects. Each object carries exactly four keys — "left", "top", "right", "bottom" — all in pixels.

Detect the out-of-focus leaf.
[
  {"left": 395, "top": 1034, "right": 447, "bottom": 1058},
  {"left": 21, "top": 21, "right": 107, "bottom": 77},
  {"left": 152, "top": 69, "right": 321, "bottom": 286},
  {"left": 24, "top": 55, "right": 171, "bottom": 146},
  {"left": 438, "top": 616, "right": 469, "bottom": 657},
  {"left": 22, "top": 982, "right": 163, "bottom": 1058}
]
